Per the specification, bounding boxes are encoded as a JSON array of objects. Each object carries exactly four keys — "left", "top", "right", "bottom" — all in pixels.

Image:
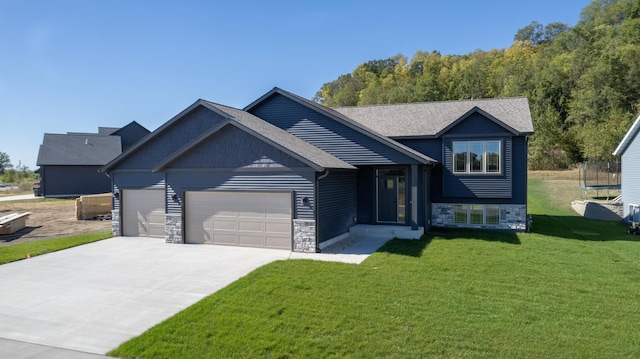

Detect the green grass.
[
  {"left": 0, "top": 231, "right": 112, "bottom": 265},
  {"left": 109, "top": 180, "right": 640, "bottom": 358}
]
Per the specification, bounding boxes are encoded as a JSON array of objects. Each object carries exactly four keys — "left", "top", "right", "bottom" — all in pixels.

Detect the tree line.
[
  {"left": 314, "top": 0, "right": 640, "bottom": 170},
  {"left": 0, "top": 151, "right": 37, "bottom": 184}
]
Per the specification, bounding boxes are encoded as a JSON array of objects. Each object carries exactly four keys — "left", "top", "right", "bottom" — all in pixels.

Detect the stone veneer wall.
[
  {"left": 432, "top": 203, "right": 527, "bottom": 231},
  {"left": 111, "top": 210, "right": 120, "bottom": 236},
  {"left": 293, "top": 219, "right": 316, "bottom": 253},
  {"left": 165, "top": 214, "right": 182, "bottom": 244}
]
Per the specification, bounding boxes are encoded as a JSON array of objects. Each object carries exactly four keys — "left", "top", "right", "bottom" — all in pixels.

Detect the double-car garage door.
[
  {"left": 185, "top": 191, "right": 292, "bottom": 250},
  {"left": 121, "top": 189, "right": 293, "bottom": 250}
]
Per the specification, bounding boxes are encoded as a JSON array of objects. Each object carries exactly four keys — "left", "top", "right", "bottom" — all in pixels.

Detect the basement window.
[{"left": 454, "top": 204, "right": 500, "bottom": 226}]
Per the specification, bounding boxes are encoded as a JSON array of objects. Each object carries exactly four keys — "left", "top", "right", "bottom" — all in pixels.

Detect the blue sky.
[{"left": 0, "top": 0, "right": 592, "bottom": 170}]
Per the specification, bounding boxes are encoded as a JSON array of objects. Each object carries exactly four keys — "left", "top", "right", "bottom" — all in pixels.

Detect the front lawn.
[
  {"left": 0, "top": 231, "right": 113, "bottom": 264},
  {"left": 109, "top": 179, "right": 639, "bottom": 358}
]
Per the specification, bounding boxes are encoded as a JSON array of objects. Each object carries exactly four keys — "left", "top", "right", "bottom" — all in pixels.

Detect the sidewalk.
[{"left": 0, "top": 194, "right": 36, "bottom": 202}]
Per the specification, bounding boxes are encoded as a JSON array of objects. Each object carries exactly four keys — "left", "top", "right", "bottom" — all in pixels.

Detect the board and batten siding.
[
  {"left": 112, "top": 171, "right": 166, "bottom": 212},
  {"left": 166, "top": 125, "right": 309, "bottom": 170},
  {"left": 116, "top": 106, "right": 226, "bottom": 170},
  {"left": 317, "top": 170, "right": 357, "bottom": 243},
  {"left": 445, "top": 112, "right": 512, "bottom": 135},
  {"left": 249, "top": 94, "right": 422, "bottom": 165},
  {"left": 165, "top": 171, "right": 316, "bottom": 219},
  {"left": 622, "top": 129, "right": 640, "bottom": 219}
]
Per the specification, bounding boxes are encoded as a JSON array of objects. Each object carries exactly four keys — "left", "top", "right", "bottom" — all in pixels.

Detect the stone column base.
[
  {"left": 165, "top": 214, "right": 182, "bottom": 244},
  {"left": 111, "top": 210, "right": 120, "bottom": 236},
  {"left": 293, "top": 219, "right": 316, "bottom": 253}
]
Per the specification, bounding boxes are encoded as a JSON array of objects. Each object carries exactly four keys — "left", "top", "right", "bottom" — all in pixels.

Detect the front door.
[{"left": 377, "top": 169, "right": 406, "bottom": 223}]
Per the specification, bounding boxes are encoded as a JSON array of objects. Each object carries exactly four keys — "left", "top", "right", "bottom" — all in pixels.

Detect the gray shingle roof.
[
  {"left": 245, "top": 87, "right": 437, "bottom": 164},
  {"left": 333, "top": 97, "right": 534, "bottom": 138},
  {"left": 37, "top": 134, "right": 122, "bottom": 166}
]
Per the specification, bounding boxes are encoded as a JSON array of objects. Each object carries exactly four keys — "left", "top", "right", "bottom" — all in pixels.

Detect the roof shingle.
[{"left": 333, "top": 97, "right": 534, "bottom": 138}]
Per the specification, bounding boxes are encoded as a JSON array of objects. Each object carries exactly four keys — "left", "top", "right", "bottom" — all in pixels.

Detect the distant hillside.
[{"left": 315, "top": 0, "right": 640, "bottom": 169}]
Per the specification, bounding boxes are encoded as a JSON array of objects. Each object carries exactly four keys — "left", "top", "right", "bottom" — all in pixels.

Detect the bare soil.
[{"left": 0, "top": 198, "right": 112, "bottom": 246}]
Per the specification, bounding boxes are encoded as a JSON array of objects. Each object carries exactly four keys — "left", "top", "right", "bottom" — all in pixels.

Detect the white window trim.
[{"left": 452, "top": 140, "right": 501, "bottom": 175}]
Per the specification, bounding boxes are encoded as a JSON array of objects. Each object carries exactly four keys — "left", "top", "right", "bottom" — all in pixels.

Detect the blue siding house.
[
  {"left": 102, "top": 87, "right": 533, "bottom": 252},
  {"left": 36, "top": 121, "right": 149, "bottom": 197},
  {"left": 613, "top": 114, "right": 640, "bottom": 223}
]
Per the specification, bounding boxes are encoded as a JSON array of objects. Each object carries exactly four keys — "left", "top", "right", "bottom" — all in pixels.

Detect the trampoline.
[{"left": 579, "top": 160, "right": 621, "bottom": 200}]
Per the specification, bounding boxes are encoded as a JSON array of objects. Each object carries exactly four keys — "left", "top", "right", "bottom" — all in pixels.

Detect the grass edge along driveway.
[
  {"left": 0, "top": 231, "right": 113, "bottom": 265},
  {"left": 109, "top": 179, "right": 640, "bottom": 358}
]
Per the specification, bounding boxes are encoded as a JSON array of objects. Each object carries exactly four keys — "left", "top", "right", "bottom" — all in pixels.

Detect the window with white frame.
[
  {"left": 454, "top": 204, "right": 500, "bottom": 225},
  {"left": 453, "top": 140, "right": 501, "bottom": 174}
]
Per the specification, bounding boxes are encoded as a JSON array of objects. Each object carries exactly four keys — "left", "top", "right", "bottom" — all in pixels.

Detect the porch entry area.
[{"left": 376, "top": 169, "right": 406, "bottom": 224}]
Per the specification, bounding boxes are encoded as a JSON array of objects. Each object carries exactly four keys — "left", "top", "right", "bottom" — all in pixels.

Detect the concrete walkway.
[{"left": 0, "top": 194, "right": 36, "bottom": 202}]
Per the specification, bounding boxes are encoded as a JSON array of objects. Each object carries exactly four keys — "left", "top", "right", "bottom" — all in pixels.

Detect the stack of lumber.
[
  {"left": 0, "top": 212, "right": 32, "bottom": 235},
  {"left": 75, "top": 193, "right": 112, "bottom": 220}
]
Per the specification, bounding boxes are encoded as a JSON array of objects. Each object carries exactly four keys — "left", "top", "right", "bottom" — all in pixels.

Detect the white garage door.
[
  {"left": 185, "top": 191, "right": 292, "bottom": 250},
  {"left": 122, "top": 189, "right": 165, "bottom": 238}
]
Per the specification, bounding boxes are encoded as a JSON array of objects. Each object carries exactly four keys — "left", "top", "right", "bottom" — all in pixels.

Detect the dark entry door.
[{"left": 378, "top": 176, "right": 398, "bottom": 222}]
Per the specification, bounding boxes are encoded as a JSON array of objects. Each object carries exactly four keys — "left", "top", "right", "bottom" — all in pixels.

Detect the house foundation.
[{"left": 432, "top": 203, "right": 527, "bottom": 231}]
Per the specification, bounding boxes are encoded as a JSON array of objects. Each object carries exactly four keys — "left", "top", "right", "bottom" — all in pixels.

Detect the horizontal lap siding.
[
  {"left": 249, "top": 94, "right": 420, "bottom": 165},
  {"left": 356, "top": 167, "right": 375, "bottom": 224},
  {"left": 622, "top": 130, "right": 640, "bottom": 218},
  {"left": 442, "top": 137, "right": 512, "bottom": 199},
  {"left": 166, "top": 171, "right": 315, "bottom": 219},
  {"left": 41, "top": 165, "right": 111, "bottom": 197},
  {"left": 511, "top": 137, "right": 528, "bottom": 204},
  {"left": 117, "top": 106, "right": 225, "bottom": 170},
  {"left": 398, "top": 139, "right": 443, "bottom": 162},
  {"left": 318, "top": 171, "right": 357, "bottom": 243},
  {"left": 112, "top": 172, "right": 166, "bottom": 212}
]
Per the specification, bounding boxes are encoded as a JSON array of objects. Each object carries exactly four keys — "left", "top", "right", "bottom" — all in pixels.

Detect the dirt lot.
[{"left": 0, "top": 198, "right": 112, "bottom": 246}]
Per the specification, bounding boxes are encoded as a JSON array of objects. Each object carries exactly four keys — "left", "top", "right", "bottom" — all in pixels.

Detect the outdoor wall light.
[
  {"left": 113, "top": 191, "right": 120, "bottom": 200},
  {"left": 302, "top": 196, "right": 310, "bottom": 206},
  {"left": 171, "top": 194, "right": 180, "bottom": 202}
]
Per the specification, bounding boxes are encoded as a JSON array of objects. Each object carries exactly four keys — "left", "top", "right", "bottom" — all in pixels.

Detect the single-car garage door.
[
  {"left": 122, "top": 189, "right": 165, "bottom": 238},
  {"left": 185, "top": 191, "right": 292, "bottom": 250}
]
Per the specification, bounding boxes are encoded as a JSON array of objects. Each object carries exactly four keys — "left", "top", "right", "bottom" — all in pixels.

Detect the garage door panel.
[
  {"left": 265, "top": 221, "right": 290, "bottom": 234},
  {"left": 213, "top": 233, "right": 236, "bottom": 245},
  {"left": 238, "top": 220, "right": 263, "bottom": 232},
  {"left": 265, "top": 235, "right": 292, "bottom": 250},
  {"left": 185, "top": 191, "right": 292, "bottom": 249},
  {"left": 238, "top": 234, "right": 263, "bottom": 247},
  {"left": 123, "top": 190, "right": 165, "bottom": 238},
  {"left": 213, "top": 219, "right": 236, "bottom": 231}
]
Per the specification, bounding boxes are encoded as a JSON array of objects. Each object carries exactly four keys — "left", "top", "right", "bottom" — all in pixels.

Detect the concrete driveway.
[{"left": 0, "top": 237, "right": 291, "bottom": 356}]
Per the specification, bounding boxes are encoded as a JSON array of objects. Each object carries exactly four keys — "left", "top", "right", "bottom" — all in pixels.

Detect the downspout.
[{"left": 315, "top": 169, "right": 330, "bottom": 252}]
